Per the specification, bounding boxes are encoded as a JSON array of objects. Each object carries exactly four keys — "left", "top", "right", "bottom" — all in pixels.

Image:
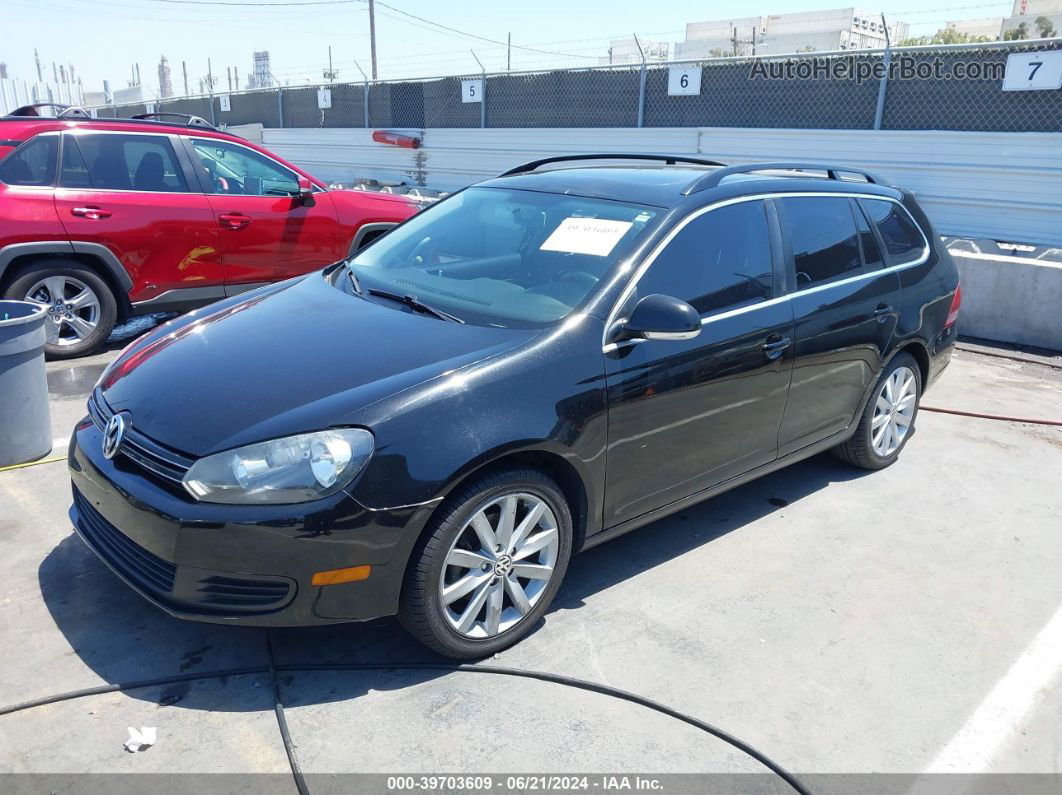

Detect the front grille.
[
  {"left": 73, "top": 488, "right": 177, "bottom": 598},
  {"left": 89, "top": 390, "right": 194, "bottom": 486},
  {"left": 192, "top": 574, "right": 294, "bottom": 612}
]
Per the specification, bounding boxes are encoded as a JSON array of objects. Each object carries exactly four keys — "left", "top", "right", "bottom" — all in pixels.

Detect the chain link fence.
[{"left": 91, "top": 38, "right": 1061, "bottom": 132}]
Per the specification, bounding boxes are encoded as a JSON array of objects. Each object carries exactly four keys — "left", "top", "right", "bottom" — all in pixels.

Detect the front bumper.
[{"left": 68, "top": 418, "right": 435, "bottom": 627}]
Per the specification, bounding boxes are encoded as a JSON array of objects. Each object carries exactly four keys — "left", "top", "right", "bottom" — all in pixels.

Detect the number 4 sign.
[
  {"left": 668, "top": 67, "right": 701, "bottom": 96},
  {"left": 1002, "top": 51, "right": 1062, "bottom": 91}
]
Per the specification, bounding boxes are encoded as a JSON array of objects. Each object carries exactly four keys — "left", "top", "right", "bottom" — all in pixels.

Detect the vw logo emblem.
[
  {"left": 102, "top": 413, "right": 128, "bottom": 460},
  {"left": 493, "top": 554, "right": 513, "bottom": 577}
]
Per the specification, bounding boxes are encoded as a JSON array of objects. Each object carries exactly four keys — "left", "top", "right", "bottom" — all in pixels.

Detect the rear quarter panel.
[{"left": 893, "top": 193, "right": 960, "bottom": 388}]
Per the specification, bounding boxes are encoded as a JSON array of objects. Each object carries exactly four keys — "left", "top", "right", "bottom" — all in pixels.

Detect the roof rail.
[
  {"left": 683, "top": 162, "right": 887, "bottom": 194},
  {"left": 130, "top": 112, "right": 215, "bottom": 129},
  {"left": 7, "top": 103, "right": 91, "bottom": 119},
  {"left": 499, "top": 153, "right": 727, "bottom": 177}
]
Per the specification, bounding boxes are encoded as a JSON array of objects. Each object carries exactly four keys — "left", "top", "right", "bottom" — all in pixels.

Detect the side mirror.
[
  {"left": 614, "top": 294, "right": 701, "bottom": 343},
  {"left": 297, "top": 176, "right": 315, "bottom": 207}
]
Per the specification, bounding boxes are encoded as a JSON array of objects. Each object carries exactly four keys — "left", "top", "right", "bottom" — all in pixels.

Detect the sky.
[{"left": 3, "top": 0, "right": 1019, "bottom": 96}]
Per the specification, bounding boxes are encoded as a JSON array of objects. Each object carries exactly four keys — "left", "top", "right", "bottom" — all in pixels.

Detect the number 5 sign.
[
  {"left": 1002, "top": 51, "right": 1062, "bottom": 91},
  {"left": 461, "top": 78, "right": 483, "bottom": 103},
  {"left": 668, "top": 67, "right": 701, "bottom": 96}
]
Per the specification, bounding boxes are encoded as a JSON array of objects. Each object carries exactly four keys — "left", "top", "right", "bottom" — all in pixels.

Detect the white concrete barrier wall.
[
  {"left": 262, "top": 126, "right": 1062, "bottom": 247},
  {"left": 949, "top": 251, "right": 1062, "bottom": 350}
]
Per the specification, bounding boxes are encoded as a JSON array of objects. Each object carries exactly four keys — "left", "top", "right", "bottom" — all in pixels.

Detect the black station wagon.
[{"left": 69, "top": 155, "right": 961, "bottom": 658}]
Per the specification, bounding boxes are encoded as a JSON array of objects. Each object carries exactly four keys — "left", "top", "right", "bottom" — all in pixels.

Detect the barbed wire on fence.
[{"left": 73, "top": 38, "right": 1062, "bottom": 133}]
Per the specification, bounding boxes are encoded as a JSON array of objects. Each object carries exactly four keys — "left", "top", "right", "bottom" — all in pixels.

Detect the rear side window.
[
  {"left": 858, "top": 199, "right": 926, "bottom": 265},
  {"left": 61, "top": 133, "right": 188, "bottom": 192},
  {"left": 0, "top": 135, "right": 58, "bottom": 187},
  {"left": 637, "top": 200, "right": 774, "bottom": 315},
  {"left": 779, "top": 196, "right": 861, "bottom": 288}
]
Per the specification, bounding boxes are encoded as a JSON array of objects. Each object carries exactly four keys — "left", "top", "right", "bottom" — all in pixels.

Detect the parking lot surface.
[{"left": 2, "top": 340, "right": 1061, "bottom": 787}]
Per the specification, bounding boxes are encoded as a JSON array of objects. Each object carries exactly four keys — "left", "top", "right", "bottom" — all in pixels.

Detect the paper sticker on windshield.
[{"left": 540, "top": 218, "right": 634, "bottom": 257}]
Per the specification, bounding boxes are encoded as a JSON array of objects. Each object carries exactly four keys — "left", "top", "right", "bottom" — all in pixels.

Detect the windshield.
[{"left": 347, "top": 187, "right": 658, "bottom": 328}]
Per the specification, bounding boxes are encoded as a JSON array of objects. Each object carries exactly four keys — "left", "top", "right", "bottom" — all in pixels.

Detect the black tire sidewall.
[
  {"left": 403, "top": 470, "right": 573, "bottom": 659},
  {"left": 4, "top": 260, "right": 118, "bottom": 358}
]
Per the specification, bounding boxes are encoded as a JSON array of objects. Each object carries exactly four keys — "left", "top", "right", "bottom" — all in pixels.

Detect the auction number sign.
[
  {"left": 668, "top": 66, "right": 701, "bottom": 96},
  {"left": 461, "top": 78, "right": 483, "bottom": 103},
  {"left": 218, "top": 95, "right": 231, "bottom": 112},
  {"left": 1002, "top": 51, "right": 1062, "bottom": 91},
  {"left": 317, "top": 88, "right": 332, "bottom": 109}
]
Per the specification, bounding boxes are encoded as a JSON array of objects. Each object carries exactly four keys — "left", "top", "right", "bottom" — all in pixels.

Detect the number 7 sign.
[{"left": 1002, "top": 51, "right": 1062, "bottom": 91}]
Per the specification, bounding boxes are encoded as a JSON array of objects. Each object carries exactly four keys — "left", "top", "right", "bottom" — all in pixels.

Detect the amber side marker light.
[{"left": 311, "top": 565, "right": 372, "bottom": 586}]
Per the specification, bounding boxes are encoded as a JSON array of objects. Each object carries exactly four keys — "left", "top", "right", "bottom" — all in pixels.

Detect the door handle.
[
  {"left": 873, "top": 303, "right": 893, "bottom": 322},
  {"left": 219, "top": 213, "right": 251, "bottom": 229},
  {"left": 71, "top": 206, "right": 111, "bottom": 220},
  {"left": 761, "top": 336, "right": 792, "bottom": 361}
]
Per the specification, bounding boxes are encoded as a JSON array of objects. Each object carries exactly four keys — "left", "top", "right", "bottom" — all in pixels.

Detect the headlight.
[{"left": 182, "top": 429, "right": 374, "bottom": 505}]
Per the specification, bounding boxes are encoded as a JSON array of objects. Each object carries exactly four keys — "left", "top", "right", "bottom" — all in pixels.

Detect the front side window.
[
  {"left": 858, "top": 198, "right": 926, "bottom": 265},
  {"left": 191, "top": 139, "right": 298, "bottom": 196},
  {"left": 348, "top": 187, "right": 658, "bottom": 328},
  {"left": 780, "top": 196, "right": 862, "bottom": 288},
  {"left": 0, "top": 135, "right": 58, "bottom": 187},
  {"left": 61, "top": 133, "right": 188, "bottom": 192},
  {"left": 636, "top": 200, "right": 774, "bottom": 315}
]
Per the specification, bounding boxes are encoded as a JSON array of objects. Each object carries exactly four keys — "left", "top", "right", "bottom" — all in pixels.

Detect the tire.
[
  {"left": 3, "top": 259, "right": 118, "bottom": 359},
  {"left": 399, "top": 467, "right": 573, "bottom": 659},
  {"left": 834, "top": 352, "right": 922, "bottom": 470}
]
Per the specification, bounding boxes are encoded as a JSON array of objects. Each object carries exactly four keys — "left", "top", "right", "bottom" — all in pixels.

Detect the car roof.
[
  {"left": 0, "top": 116, "right": 239, "bottom": 137},
  {"left": 478, "top": 163, "right": 903, "bottom": 208}
]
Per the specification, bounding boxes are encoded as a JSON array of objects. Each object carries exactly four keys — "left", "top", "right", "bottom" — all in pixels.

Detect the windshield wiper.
[
  {"left": 367, "top": 287, "right": 465, "bottom": 323},
  {"left": 344, "top": 262, "right": 364, "bottom": 296}
]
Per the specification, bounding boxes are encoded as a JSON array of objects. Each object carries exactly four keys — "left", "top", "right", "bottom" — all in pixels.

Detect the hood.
[{"left": 100, "top": 272, "right": 531, "bottom": 456}]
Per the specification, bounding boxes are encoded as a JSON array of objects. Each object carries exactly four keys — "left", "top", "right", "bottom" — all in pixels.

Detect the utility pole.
[
  {"left": 235, "top": 67, "right": 239, "bottom": 91},
  {"left": 507, "top": 32, "right": 511, "bottom": 71},
  {"left": 34, "top": 49, "right": 43, "bottom": 81},
  {"left": 135, "top": 63, "right": 141, "bottom": 85},
  {"left": 226, "top": 66, "right": 232, "bottom": 91},
  {"left": 751, "top": 27, "right": 757, "bottom": 56},
  {"left": 368, "top": 0, "right": 378, "bottom": 79},
  {"left": 207, "top": 58, "right": 213, "bottom": 93},
  {"left": 731, "top": 26, "right": 739, "bottom": 56},
  {"left": 182, "top": 61, "right": 189, "bottom": 95}
]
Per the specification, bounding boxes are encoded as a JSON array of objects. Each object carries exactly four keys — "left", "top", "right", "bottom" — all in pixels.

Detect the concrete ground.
[{"left": 1, "top": 336, "right": 1060, "bottom": 792}]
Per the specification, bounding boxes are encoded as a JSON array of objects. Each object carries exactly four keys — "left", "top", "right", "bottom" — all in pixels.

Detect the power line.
[{"left": 139, "top": 0, "right": 597, "bottom": 58}]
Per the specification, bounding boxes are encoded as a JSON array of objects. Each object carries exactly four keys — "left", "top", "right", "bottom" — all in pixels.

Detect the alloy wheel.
[
  {"left": 439, "top": 492, "right": 560, "bottom": 639},
  {"left": 25, "top": 275, "right": 101, "bottom": 347},
  {"left": 871, "top": 365, "right": 917, "bottom": 458}
]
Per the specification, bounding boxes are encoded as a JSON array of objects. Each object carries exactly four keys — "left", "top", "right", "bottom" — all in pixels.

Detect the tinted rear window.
[
  {"left": 62, "top": 133, "right": 188, "bottom": 192},
  {"left": 779, "top": 196, "right": 861, "bottom": 288},
  {"left": 0, "top": 135, "right": 57, "bottom": 187},
  {"left": 858, "top": 199, "right": 926, "bottom": 265}
]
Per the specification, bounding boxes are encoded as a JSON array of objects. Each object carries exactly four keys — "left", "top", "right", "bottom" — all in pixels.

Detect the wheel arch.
[
  {"left": 400, "top": 443, "right": 593, "bottom": 588},
  {"left": 0, "top": 242, "right": 133, "bottom": 320},
  {"left": 891, "top": 338, "right": 930, "bottom": 388}
]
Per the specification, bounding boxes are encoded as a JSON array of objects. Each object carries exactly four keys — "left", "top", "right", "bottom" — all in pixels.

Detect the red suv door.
[
  {"left": 187, "top": 137, "right": 343, "bottom": 286},
  {"left": 54, "top": 131, "right": 222, "bottom": 306}
]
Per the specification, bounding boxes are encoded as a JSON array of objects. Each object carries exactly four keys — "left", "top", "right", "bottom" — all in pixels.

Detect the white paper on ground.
[
  {"left": 540, "top": 218, "right": 634, "bottom": 257},
  {"left": 125, "top": 726, "right": 157, "bottom": 753}
]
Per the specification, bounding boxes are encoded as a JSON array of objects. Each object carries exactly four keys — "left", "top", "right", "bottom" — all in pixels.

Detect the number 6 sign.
[
  {"left": 668, "top": 67, "right": 701, "bottom": 96},
  {"left": 1002, "top": 51, "right": 1062, "bottom": 91}
]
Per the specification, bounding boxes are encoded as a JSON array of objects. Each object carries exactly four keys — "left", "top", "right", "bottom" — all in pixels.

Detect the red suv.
[{"left": 0, "top": 106, "right": 418, "bottom": 357}]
